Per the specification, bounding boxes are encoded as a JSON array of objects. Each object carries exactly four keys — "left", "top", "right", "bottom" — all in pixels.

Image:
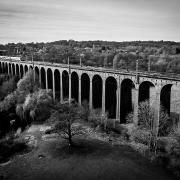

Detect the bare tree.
[
  {"left": 126, "top": 100, "right": 170, "bottom": 155},
  {"left": 53, "top": 103, "right": 86, "bottom": 147}
]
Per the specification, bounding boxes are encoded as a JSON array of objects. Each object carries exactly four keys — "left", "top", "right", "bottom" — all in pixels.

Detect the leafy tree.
[
  {"left": 22, "top": 89, "right": 53, "bottom": 122},
  {"left": 0, "top": 77, "right": 17, "bottom": 101},
  {"left": 16, "top": 69, "right": 39, "bottom": 104}
]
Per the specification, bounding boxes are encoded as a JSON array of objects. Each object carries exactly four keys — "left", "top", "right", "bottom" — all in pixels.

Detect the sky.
[{"left": 0, "top": 0, "right": 180, "bottom": 44}]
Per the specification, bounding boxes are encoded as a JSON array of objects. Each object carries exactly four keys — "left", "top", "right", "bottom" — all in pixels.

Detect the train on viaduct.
[{"left": 0, "top": 57, "right": 180, "bottom": 132}]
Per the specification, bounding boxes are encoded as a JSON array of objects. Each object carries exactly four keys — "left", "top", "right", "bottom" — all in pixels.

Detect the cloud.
[{"left": 0, "top": 0, "right": 180, "bottom": 44}]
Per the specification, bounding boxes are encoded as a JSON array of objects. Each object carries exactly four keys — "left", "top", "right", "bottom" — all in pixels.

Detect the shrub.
[
  {"left": 157, "top": 135, "right": 180, "bottom": 178},
  {"left": 126, "top": 100, "right": 171, "bottom": 136},
  {"left": 22, "top": 89, "right": 53, "bottom": 122},
  {"left": 126, "top": 100, "right": 171, "bottom": 154},
  {"left": 0, "top": 134, "right": 28, "bottom": 163},
  {"left": 0, "top": 91, "right": 17, "bottom": 112},
  {"left": 130, "top": 128, "right": 152, "bottom": 145},
  {"left": 0, "top": 77, "right": 17, "bottom": 101},
  {"left": 88, "top": 109, "right": 104, "bottom": 128},
  {"left": 79, "top": 100, "right": 89, "bottom": 121},
  {"left": 16, "top": 69, "right": 39, "bottom": 104}
]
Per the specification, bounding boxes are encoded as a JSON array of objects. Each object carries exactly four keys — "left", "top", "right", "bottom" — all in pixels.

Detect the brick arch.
[
  {"left": 47, "top": 68, "right": 53, "bottom": 90},
  {"left": 16, "top": 64, "right": 20, "bottom": 77},
  {"left": 12, "top": 63, "right": 15, "bottom": 75},
  {"left": 24, "top": 65, "right": 28, "bottom": 74},
  {"left": 9, "top": 63, "right": 12, "bottom": 74},
  {"left": 4, "top": 62, "right": 8, "bottom": 74},
  {"left": 120, "top": 78, "right": 135, "bottom": 123},
  {"left": 139, "top": 81, "right": 156, "bottom": 105},
  {"left": 62, "top": 70, "right": 69, "bottom": 100},
  {"left": 71, "top": 71, "right": 79, "bottom": 103},
  {"left": 105, "top": 76, "right": 117, "bottom": 118},
  {"left": 160, "top": 84, "right": 173, "bottom": 115},
  {"left": 0, "top": 61, "right": 2, "bottom": 74},
  {"left": 40, "top": 67, "right": 46, "bottom": 89},
  {"left": 81, "top": 73, "right": 90, "bottom": 104},
  {"left": 92, "top": 74, "right": 102, "bottom": 109},
  {"left": 54, "top": 69, "right": 61, "bottom": 100},
  {"left": 20, "top": 64, "right": 24, "bottom": 78}
]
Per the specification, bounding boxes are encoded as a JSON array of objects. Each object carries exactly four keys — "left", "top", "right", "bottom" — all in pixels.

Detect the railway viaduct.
[{"left": 1, "top": 58, "right": 180, "bottom": 131}]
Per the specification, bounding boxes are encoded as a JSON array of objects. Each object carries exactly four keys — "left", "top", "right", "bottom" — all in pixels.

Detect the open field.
[{"left": 0, "top": 124, "right": 177, "bottom": 180}]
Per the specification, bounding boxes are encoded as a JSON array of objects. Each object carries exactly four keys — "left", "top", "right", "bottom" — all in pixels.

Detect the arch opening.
[
  {"left": 54, "top": 69, "right": 60, "bottom": 100},
  {"left": 62, "top": 70, "right": 69, "bottom": 100},
  {"left": 9, "top": 63, "right": 12, "bottom": 74},
  {"left": 2, "top": 63, "right": 4, "bottom": 73},
  {"left": 16, "top": 64, "right": 19, "bottom": 77},
  {"left": 81, "top": 73, "right": 90, "bottom": 104},
  {"left": 93, "top": 75, "right": 102, "bottom": 109},
  {"left": 35, "top": 67, "right": 39, "bottom": 76},
  {"left": 47, "top": 68, "right": 53, "bottom": 90},
  {"left": 120, "top": 79, "right": 135, "bottom": 123},
  {"left": 0, "top": 62, "right": 1, "bottom": 73},
  {"left": 12, "top": 64, "right": 15, "bottom": 75},
  {"left": 139, "top": 81, "right": 155, "bottom": 105},
  {"left": 4, "top": 63, "right": 8, "bottom": 74},
  {"left": 20, "top": 64, "right": 23, "bottom": 78},
  {"left": 25, "top": 65, "right": 28, "bottom": 74},
  {"left": 71, "top": 72, "right": 79, "bottom": 103},
  {"left": 160, "top": 84, "right": 172, "bottom": 115},
  {"left": 105, "top": 77, "right": 117, "bottom": 118},
  {"left": 29, "top": 66, "right": 33, "bottom": 71},
  {"left": 40, "top": 67, "right": 46, "bottom": 89}
]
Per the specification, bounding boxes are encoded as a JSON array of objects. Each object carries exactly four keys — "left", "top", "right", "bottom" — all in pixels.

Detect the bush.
[
  {"left": 0, "top": 77, "right": 17, "bottom": 101},
  {"left": 157, "top": 135, "right": 180, "bottom": 178},
  {"left": 0, "top": 69, "right": 41, "bottom": 137},
  {"left": 79, "top": 100, "right": 89, "bottom": 121},
  {"left": 22, "top": 89, "right": 53, "bottom": 122},
  {"left": 0, "top": 91, "right": 17, "bottom": 112},
  {"left": 88, "top": 109, "right": 104, "bottom": 128},
  {"left": 0, "top": 134, "right": 28, "bottom": 163},
  {"left": 130, "top": 128, "right": 152, "bottom": 145},
  {"left": 16, "top": 69, "right": 39, "bottom": 104}
]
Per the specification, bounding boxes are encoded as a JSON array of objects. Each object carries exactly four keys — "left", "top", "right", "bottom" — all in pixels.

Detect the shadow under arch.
[
  {"left": 120, "top": 78, "right": 135, "bottom": 123},
  {"left": 0, "top": 62, "right": 2, "bottom": 74},
  {"left": 160, "top": 84, "right": 172, "bottom": 115},
  {"left": 81, "top": 73, "right": 90, "bottom": 104},
  {"left": 9, "top": 63, "right": 12, "bottom": 74},
  {"left": 20, "top": 64, "right": 23, "bottom": 78},
  {"left": 54, "top": 69, "right": 60, "bottom": 100},
  {"left": 71, "top": 71, "right": 79, "bottom": 103},
  {"left": 92, "top": 74, "right": 102, "bottom": 109},
  {"left": 1, "top": 62, "right": 4, "bottom": 73},
  {"left": 34, "top": 66, "right": 39, "bottom": 76},
  {"left": 47, "top": 68, "right": 53, "bottom": 90},
  {"left": 105, "top": 76, "right": 117, "bottom": 118},
  {"left": 139, "top": 81, "right": 155, "bottom": 104},
  {"left": 12, "top": 63, "right": 15, "bottom": 75},
  {"left": 16, "top": 64, "right": 19, "bottom": 77},
  {"left": 4, "top": 62, "right": 8, "bottom": 74},
  {"left": 24, "top": 65, "right": 28, "bottom": 74},
  {"left": 40, "top": 67, "right": 46, "bottom": 89},
  {"left": 62, "top": 70, "right": 69, "bottom": 100}
]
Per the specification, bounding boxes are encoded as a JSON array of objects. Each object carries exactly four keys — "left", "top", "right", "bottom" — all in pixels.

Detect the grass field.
[{"left": 0, "top": 124, "right": 177, "bottom": 180}]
